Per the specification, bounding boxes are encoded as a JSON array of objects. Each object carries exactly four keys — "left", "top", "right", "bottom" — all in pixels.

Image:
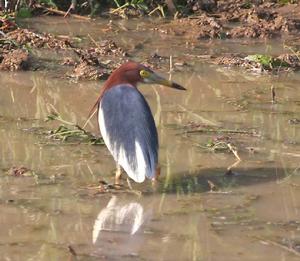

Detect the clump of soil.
[
  {"left": 142, "top": 53, "right": 169, "bottom": 69},
  {"left": 7, "top": 166, "right": 36, "bottom": 177},
  {"left": 68, "top": 61, "right": 110, "bottom": 80},
  {"left": 162, "top": 1, "right": 300, "bottom": 39},
  {"left": 159, "top": 14, "right": 227, "bottom": 39},
  {"left": 6, "top": 28, "right": 73, "bottom": 49},
  {"left": 68, "top": 40, "right": 127, "bottom": 80},
  {"left": 229, "top": 7, "right": 300, "bottom": 38},
  {"left": 73, "top": 40, "right": 127, "bottom": 65},
  {"left": 0, "top": 27, "right": 74, "bottom": 71},
  {"left": 184, "top": 14, "right": 226, "bottom": 39},
  {"left": 0, "top": 49, "right": 31, "bottom": 71},
  {"left": 0, "top": 26, "right": 128, "bottom": 79}
]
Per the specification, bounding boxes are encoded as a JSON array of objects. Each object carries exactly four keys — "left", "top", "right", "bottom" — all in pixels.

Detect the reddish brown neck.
[
  {"left": 102, "top": 73, "right": 138, "bottom": 92},
  {"left": 88, "top": 62, "right": 143, "bottom": 118}
]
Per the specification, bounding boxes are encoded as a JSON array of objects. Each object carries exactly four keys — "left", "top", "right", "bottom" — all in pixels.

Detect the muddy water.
[{"left": 0, "top": 17, "right": 300, "bottom": 260}]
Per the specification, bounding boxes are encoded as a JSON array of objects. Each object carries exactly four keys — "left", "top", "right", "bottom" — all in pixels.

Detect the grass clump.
[
  {"left": 46, "top": 113, "right": 104, "bottom": 145},
  {"left": 245, "top": 54, "right": 290, "bottom": 70}
]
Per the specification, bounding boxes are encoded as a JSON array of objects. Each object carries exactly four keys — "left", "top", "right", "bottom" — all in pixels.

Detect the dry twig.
[{"left": 253, "top": 236, "right": 300, "bottom": 258}]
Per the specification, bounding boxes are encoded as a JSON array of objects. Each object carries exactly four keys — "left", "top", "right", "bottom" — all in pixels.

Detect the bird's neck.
[
  {"left": 87, "top": 77, "right": 138, "bottom": 119},
  {"left": 104, "top": 75, "right": 138, "bottom": 90}
]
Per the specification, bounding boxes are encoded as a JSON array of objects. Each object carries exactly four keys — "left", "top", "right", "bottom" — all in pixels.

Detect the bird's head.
[
  {"left": 139, "top": 65, "right": 186, "bottom": 90},
  {"left": 105, "top": 61, "right": 186, "bottom": 90}
]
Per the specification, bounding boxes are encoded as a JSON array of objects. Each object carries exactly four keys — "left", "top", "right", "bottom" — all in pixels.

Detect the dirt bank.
[{"left": 160, "top": 1, "right": 300, "bottom": 39}]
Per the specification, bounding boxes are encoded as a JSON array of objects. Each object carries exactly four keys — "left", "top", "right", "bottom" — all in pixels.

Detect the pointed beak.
[{"left": 149, "top": 73, "right": 186, "bottom": 90}]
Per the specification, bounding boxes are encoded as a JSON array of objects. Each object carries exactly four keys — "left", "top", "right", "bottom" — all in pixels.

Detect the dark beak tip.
[{"left": 172, "top": 83, "right": 187, "bottom": 90}]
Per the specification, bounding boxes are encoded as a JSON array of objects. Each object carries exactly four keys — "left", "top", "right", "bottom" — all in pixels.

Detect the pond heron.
[{"left": 93, "top": 62, "right": 185, "bottom": 184}]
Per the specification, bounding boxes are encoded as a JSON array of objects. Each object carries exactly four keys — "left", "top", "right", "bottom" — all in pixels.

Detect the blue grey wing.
[{"left": 98, "top": 85, "right": 158, "bottom": 182}]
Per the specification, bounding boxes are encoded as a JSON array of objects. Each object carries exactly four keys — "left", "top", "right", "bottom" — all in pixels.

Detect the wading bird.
[{"left": 92, "top": 61, "right": 185, "bottom": 184}]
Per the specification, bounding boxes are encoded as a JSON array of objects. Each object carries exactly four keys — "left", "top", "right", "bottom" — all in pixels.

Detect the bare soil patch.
[{"left": 160, "top": 1, "right": 300, "bottom": 39}]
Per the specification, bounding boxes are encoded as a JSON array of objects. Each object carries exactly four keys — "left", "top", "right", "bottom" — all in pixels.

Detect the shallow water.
[{"left": 0, "top": 17, "right": 300, "bottom": 260}]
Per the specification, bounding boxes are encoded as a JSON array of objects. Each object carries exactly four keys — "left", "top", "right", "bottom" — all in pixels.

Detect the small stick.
[
  {"left": 10, "top": 88, "right": 15, "bottom": 103},
  {"left": 35, "top": 4, "right": 90, "bottom": 20},
  {"left": 207, "top": 179, "right": 218, "bottom": 192},
  {"left": 127, "top": 178, "right": 133, "bottom": 190},
  {"left": 271, "top": 85, "right": 276, "bottom": 103},
  {"left": 82, "top": 108, "right": 97, "bottom": 129},
  {"left": 227, "top": 143, "right": 241, "bottom": 161},
  {"left": 253, "top": 236, "right": 300, "bottom": 258},
  {"left": 64, "top": 0, "right": 76, "bottom": 18},
  {"left": 226, "top": 159, "right": 241, "bottom": 172},
  {"left": 148, "top": 6, "right": 160, "bottom": 16},
  {"left": 158, "top": 4, "right": 165, "bottom": 18},
  {"left": 87, "top": 33, "right": 101, "bottom": 49},
  {"left": 283, "top": 45, "right": 300, "bottom": 61},
  {"left": 110, "top": 2, "right": 129, "bottom": 14},
  {"left": 185, "top": 128, "right": 258, "bottom": 136},
  {"left": 64, "top": 5, "right": 73, "bottom": 18},
  {"left": 0, "top": 30, "right": 6, "bottom": 37},
  {"left": 169, "top": 55, "right": 173, "bottom": 73},
  {"left": 113, "top": 0, "right": 121, "bottom": 8},
  {"left": 276, "top": 166, "right": 300, "bottom": 184}
]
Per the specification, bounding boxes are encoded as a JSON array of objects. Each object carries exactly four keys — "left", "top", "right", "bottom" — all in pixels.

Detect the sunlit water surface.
[{"left": 0, "top": 17, "right": 299, "bottom": 260}]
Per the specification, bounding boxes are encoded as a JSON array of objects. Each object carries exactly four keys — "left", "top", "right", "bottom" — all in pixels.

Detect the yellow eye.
[{"left": 140, "top": 70, "right": 150, "bottom": 78}]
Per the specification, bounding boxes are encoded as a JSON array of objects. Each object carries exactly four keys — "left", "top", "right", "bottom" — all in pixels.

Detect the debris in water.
[
  {"left": 207, "top": 179, "right": 218, "bottom": 192},
  {"left": 0, "top": 49, "right": 31, "bottom": 71},
  {"left": 288, "top": 118, "right": 300, "bottom": 125},
  {"left": 83, "top": 179, "right": 142, "bottom": 196},
  {"left": 45, "top": 113, "right": 104, "bottom": 145},
  {"left": 68, "top": 61, "right": 110, "bottom": 80},
  {"left": 213, "top": 53, "right": 300, "bottom": 73},
  {"left": 68, "top": 245, "right": 77, "bottom": 256},
  {"left": 253, "top": 236, "right": 300, "bottom": 258},
  {"left": 271, "top": 85, "right": 276, "bottom": 103},
  {"left": 7, "top": 166, "right": 36, "bottom": 177}
]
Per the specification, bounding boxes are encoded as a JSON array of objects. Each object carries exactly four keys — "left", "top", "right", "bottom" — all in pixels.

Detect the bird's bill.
[{"left": 150, "top": 73, "right": 186, "bottom": 90}]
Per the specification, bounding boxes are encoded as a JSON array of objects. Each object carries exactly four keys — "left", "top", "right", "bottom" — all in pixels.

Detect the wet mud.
[
  {"left": 162, "top": 1, "right": 300, "bottom": 40},
  {"left": 0, "top": 24, "right": 128, "bottom": 78}
]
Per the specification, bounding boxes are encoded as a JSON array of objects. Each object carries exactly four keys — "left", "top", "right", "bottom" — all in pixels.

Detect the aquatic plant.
[
  {"left": 46, "top": 113, "right": 104, "bottom": 145},
  {"left": 245, "top": 54, "right": 290, "bottom": 70}
]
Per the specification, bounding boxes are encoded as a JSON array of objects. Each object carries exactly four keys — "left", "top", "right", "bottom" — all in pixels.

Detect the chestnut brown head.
[{"left": 104, "top": 61, "right": 186, "bottom": 90}]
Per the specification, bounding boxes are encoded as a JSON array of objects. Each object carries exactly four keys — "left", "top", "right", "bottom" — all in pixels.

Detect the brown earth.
[
  {"left": 0, "top": 25, "right": 128, "bottom": 77},
  {"left": 0, "top": 20, "right": 173, "bottom": 76},
  {"left": 160, "top": 1, "right": 300, "bottom": 39},
  {"left": 0, "top": 49, "right": 31, "bottom": 71},
  {"left": 1, "top": 1, "right": 300, "bottom": 74}
]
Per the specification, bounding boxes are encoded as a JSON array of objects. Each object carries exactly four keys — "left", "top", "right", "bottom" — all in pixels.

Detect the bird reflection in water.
[{"left": 92, "top": 196, "right": 150, "bottom": 257}]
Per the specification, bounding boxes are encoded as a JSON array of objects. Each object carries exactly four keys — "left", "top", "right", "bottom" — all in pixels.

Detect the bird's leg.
[
  {"left": 115, "top": 164, "right": 123, "bottom": 185},
  {"left": 126, "top": 178, "right": 133, "bottom": 190}
]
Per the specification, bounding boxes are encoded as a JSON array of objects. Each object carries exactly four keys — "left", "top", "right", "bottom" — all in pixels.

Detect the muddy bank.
[
  {"left": 1, "top": 24, "right": 300, "bottom": 77},
  {"left": 2, "top": 1, "right": 300, "bottom": 75},
  {"left": 0, "top": 24, "right": 129, "bottom": 78},
  {"left": 1, "top": 3, "right": 300, "bottom": 81},
  {"left": 0, "top": 19, "right": 178, "bottom": 77},
  {"left": 159, "top": 1, "right": 300, "bottom": 39}
]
